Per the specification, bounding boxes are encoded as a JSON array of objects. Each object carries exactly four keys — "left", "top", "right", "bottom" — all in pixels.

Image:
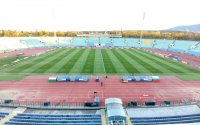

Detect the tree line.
[{"left": 0, "top": 30, "right": 200, "bottom": 41}]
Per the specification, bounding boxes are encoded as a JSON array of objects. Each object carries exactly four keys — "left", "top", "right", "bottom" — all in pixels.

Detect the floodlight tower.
[
  {"left": 139, "top": 12, "right": 146, "bottom": 48},
  {"left": 51, "top": 8, "right": 59, "bottom": 46}
]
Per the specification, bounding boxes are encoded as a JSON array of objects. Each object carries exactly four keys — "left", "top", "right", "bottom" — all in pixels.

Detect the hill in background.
[{"left": 168, "top": 24, "right": 200, "bottom": 32}]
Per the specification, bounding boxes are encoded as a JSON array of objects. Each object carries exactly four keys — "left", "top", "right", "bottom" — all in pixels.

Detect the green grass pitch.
[{"left": 0, "top": 48, "right": 200, "bottom": 80}]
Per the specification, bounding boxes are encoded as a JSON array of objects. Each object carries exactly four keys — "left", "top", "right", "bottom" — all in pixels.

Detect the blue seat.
[
  {"left": 13, "top": 116, "right": 101, "bottom": 120},
  {"left": 6, "top": 113, "right": 101, "bottom": 125},
  {"left": 5, "top": 121, "right": 102, "bottom": 125},
  {"left": 0, "top": 112, "right": 9, "bottom": 119},
  {"left": 131, "top": 113, "right": 200, "bottom": 125}
]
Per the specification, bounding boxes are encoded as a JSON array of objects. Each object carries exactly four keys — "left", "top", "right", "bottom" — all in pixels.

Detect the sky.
[{"left": 0, "top": 0, "right": 200, "bottom": 31}]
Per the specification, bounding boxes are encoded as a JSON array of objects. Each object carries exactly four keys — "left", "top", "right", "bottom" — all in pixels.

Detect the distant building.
[{"left": 77, "top": 32, "right": 122, "bottom": 38}]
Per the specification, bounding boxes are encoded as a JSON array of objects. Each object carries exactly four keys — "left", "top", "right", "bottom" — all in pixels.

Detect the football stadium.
[
  {"left": 1, "top": 0, "right": 200, "bottom": 124},
  {"left": 0, "top": 36, "right": 200, "bottom": 125}
]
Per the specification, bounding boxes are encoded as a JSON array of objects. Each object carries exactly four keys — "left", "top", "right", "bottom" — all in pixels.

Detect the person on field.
[{"left": 101, "top": 82, "right": 103, "bottom": 87}]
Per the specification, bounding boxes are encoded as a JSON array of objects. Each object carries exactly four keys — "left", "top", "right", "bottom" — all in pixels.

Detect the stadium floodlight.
[
  {"left": 139, "top": 12, "right": 146, "bottom": 48},
  {"left": 51, "top": 8, "right": 59, "bottom": 47}
]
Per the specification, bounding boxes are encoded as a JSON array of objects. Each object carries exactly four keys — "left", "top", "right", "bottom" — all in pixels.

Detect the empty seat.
[
  {"left": 131, "top": 113, "right": 200, "bottom": 125},
  {"left": 5, "top": 113, "right": 101, "bottom": 125}
]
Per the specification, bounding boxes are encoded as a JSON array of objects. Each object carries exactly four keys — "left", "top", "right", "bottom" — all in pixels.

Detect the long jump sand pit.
[{"left": 0, "top": 75, "right": 200, "bottom": 106}]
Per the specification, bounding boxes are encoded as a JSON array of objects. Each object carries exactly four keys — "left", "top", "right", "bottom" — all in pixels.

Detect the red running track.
[
  {"left": 0, "top": 76, "right": 200, "bottom": 106},
  {"left": 0, "top": 48, "right": 51, "bottom": 58},
  {"left": 145, "top": 48, "right": 200, "bottom": 69}
]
